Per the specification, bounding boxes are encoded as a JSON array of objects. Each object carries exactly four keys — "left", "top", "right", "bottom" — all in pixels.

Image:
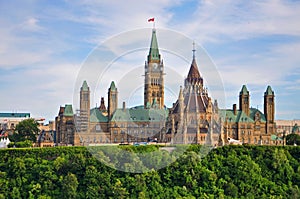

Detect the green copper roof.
[
  {"left": 0, "top": 113, "right": 30, "bottom": 118},
  {"left": 240, "top": 85, "right": 249, "bottom": 95},
  {"left": 63, "top": 104, "right": 74, "bottom": 116},
  {"left": 81, "top": 80, "right": 89, "bottom": 91},
  {"left": 148, "top": 29, "right": 160, "bottom": 61},
  {"left": 109, "top": 81, "right": 116, "bottom": 91},
  {"left": 90, "top": 108, "right": 108, "bottom": 122},
  {"left": 219, "top": 108, "right": 266, "bottom": 123},
  {"left": 271, "top": 134, "right": 283, "bottom": 141},
  {"left": 265, "top": 85, "right": 274, "bottom": 95},
  {"left": 111, "top": 106, "right": 169, "bottom": 122}
]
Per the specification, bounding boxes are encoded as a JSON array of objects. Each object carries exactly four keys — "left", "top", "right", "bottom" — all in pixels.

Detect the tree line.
[{"left": 0, "top": 145, "right": 299, "bottom": 198}]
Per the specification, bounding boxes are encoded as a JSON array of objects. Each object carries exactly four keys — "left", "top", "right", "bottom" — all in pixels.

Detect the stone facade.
[
  {"left": 221, "top": 85, "right": 278, "bottom": 145},
  {"left": 165, "top": 49, "right": 220, "bottom": 145},
  {"left": 55, "top": 105, "right": 78, "bottom": 146}
]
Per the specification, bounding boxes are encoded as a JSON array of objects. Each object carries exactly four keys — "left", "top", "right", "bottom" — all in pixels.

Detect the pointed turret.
[
  {"left": 265, "top": 85, "right": 274, "bottom": 95},
  {"left": 80, "top": 80, "right": 90, "bottom": 133},
  {"left": 239, "top": 85, "right": 250, "bottom": 116},
  {"left": 109, "top": 81, "right": 116, "bottom": 91},
  {"left": 179, "top": 86, "right": 184, "bottom": 101},
  {"left": 264, "top": 85, "right": 275, "bottom": 123},
  {"left": 108, "top": 81, "right": 118, "bottom": 119},
  {"left": 148, "top": 29, "right": 160, "bottom": 63},
  {"left": 240, "top": 85, "right": 249, "bottom": 95},
  {"left": 185, "top": 43, "right": 203, "bottom": 89},
  {"left": 81, "top": 80, "right": 89, "bottom": 91}
]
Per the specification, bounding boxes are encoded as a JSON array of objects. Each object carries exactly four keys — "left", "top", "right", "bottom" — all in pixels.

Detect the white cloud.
[
  {"left": 175, "top": 0, "right": 300, "bottom": 43},
  {"left": 0, "top": 0, "right": 300, "bottom": 120},
  {"left": 20, "top": 17, "right": 43, "bottom": 32}
]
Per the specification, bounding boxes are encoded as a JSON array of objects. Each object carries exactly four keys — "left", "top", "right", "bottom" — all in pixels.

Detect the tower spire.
[
  {"left": 148, "top": 28, "right": 160, "bottom": 63},
  {"left": 192, "top": 41, "right": 196, "bottom": 60},
  {"left": 185, "top": 42, "right": 203, "bottom": 88},
  {"left": 144, "top": 28, "right": 164, "bottom": 109}
]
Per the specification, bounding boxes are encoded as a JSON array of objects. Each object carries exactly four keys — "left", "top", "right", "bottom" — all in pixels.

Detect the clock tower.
[{"left": 144, "top": 28, "right": 165, "bottom": 109}]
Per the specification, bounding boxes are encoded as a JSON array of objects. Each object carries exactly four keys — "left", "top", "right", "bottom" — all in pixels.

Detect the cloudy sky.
[{"left": 1, "top": 0, "right": 300, "bottom": 122}]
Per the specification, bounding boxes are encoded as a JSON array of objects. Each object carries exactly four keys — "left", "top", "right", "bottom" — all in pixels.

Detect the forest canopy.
[{"left": 0, "top": 145, "right": 299, "bottom": 198}]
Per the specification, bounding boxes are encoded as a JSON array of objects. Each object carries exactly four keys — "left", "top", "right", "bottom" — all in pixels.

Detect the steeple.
[
  {"left": 185, "top": 43, "right": 203, "bottom": 89},
  {"left": 80, "top": 80, "right": 90, "bottom": 133},
  {"left": 239, "top": 85, "right": 250, "bottom": 116},
  {"left": 265, "top": 85, "right": 274, "bottom": 95},
  {"left": 108, "top": 81, "right": 118, "bottom": 119},
  {"left": 240, "top": 85, "right": 249, "bottom": 95},
  {"left": 144, "top": 28, "right": 164, "bottom": 109},
  {"left": 148, "top": 29, "right": 160, "bottom": 63},
  {"left": 264, "top": 85, "right": 275, "bottom": 123},
  {"left": 109, "top": 81, "right": 116, "bottom": 91},
  {"left": 81, "top": 80, "right": 89, "bottom": 91}
]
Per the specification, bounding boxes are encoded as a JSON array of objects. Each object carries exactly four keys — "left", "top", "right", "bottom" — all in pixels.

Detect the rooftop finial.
[{"left": 192, "top": 41, "right": 196, "bottom": 59}]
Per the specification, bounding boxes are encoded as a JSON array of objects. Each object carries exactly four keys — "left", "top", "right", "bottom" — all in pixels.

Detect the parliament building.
[{"left": 55, "top": 28, "right": 279, "bottom": 146}]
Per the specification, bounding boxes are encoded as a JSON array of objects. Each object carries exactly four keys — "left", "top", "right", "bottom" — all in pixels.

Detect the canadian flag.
[{"left": 148, "top": 18, "right": 154, "bottom": 22}]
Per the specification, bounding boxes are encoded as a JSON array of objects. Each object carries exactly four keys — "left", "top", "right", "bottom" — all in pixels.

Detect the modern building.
[
  {"left": 0, "top": 112, "right": 31, "bottom": 136},
  {"left": 55, "top": 28, "right": 279, "bottom": 146}
]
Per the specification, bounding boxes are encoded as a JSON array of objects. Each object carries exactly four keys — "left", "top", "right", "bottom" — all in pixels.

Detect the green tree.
[
  {"left": 111, "top": 179, "right": 129, "bottom": 199},
  {"left": 11, "top": 119, "right": 39, "bottom": 142},
  {"left": 286, "top": 134, "right": 300, "bottom": 145},
  {"left": 11, "top": 187, "right": 21, "bottom": 199},
  {"left": 60, "top": 173, "right": 78, "bottom": 199}
]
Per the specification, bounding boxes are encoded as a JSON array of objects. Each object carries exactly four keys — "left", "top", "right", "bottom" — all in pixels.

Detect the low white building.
[{"left": 0, "top": 113, "right": 31, "bottom": 133}]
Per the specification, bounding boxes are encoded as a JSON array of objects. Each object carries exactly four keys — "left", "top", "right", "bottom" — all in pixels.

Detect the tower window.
[{"left": 84, "top": 94, "right": 89, "bottom": 101}]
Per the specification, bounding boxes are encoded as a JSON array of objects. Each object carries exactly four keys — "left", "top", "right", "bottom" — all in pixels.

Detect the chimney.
[
  {"left": 233, "top": 104, "right": 237, "bottom": 115},
  {"left": 123, "top": 102, "right": 126, "bottom": 111}
]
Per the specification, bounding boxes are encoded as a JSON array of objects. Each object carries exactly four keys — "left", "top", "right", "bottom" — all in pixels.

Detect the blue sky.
[{"left": 0, "top": 0, "right": 300, "bottom": 122}]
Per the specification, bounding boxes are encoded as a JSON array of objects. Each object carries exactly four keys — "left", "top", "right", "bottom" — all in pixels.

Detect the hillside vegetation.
[{"left": 0, "top": 145, "right": 299, "bottom": 198}]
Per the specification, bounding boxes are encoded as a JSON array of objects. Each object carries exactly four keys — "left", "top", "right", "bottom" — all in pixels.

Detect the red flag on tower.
[{"left": 148, "top": 18, "right": 154, "bottom": 22}]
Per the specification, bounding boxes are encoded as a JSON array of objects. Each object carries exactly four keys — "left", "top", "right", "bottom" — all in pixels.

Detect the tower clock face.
[{"left": 153, "top": 63, "right": 158, "bottom": 70}]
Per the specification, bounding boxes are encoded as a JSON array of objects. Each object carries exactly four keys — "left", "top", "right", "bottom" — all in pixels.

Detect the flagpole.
[{"left": 148, "top": 18, "right": 155, "bottom": 29}]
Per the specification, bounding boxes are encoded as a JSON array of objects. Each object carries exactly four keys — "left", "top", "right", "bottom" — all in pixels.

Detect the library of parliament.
[{"left": 55, "top": 28, "right": 280, "bottom": 146}]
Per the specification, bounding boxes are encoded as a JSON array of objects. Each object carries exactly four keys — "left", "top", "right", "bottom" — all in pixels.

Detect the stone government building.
[{"left": 55, "top": 28, "right": 280, "bottom": 146}]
